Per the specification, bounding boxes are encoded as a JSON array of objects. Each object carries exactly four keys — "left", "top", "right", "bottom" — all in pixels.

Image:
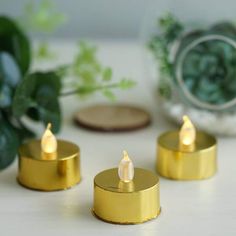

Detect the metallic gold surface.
[
  {"left": 93, "top": 168, "right": 160, "bottom": 224},
  {"left": 157, "top": 131, "right": 217, "bottom": 180},
  {"left": 18, "top": 140, "right": 81, "bottom": 191}
]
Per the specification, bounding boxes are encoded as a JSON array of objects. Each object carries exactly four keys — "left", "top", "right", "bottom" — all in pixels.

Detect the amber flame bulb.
[
  {"left": 41, "top": 123, "right": 57, "bottom": 154},
  {"left": 118, "top": 150, "right": 134, "bottom": 182},
  {"left": 179, "top": 115, "right": 196, "bottom": 146}
]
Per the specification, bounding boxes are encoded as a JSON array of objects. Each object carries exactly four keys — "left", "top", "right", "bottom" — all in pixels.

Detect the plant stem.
[{"left": 60, "top": 83, "right": 120, "bottom": 97}]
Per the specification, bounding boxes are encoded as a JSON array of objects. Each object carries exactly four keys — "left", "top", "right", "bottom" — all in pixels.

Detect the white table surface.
[{"left": 0, "top": 40, "right": 236, "bottom": 236}]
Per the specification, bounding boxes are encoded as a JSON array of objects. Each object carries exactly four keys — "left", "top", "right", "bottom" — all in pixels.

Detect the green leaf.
[
  {"left": 59, "top": 40, "right": 136, "bottom": 99},
  {"left": 119, "top": 79, "right": 137, "bottom": 89},
  {"left": 0, "top": 52, "right": 21, "bottom": 87},
  {"left": 0, "top": 113, "right": 20, "bottom": 170},
  {"left": 0, "top": 16, "right": 31, "bottom": 75},
  {"left": 0, "top": 52, "right": 21, "bottom": 108},
  {"left": 102, "top": 67, "right": 112, "bottom": 81},
  {"left": 148, "top": 13, "right": 184, "bottom": 81},
  {"left": 35, "top": 41, "right": 56, "bottom": 60},
  {"left": 76, "top": 86, "right": 95, "bottom": 95},
  {"left": 158, "top": 80, "right": 172, "bottom": 99},
  {"left": 210, "top": 22, "right": 236, "bottom": 38},
  {"left": 0, "top": 85, "right": 12, "bottom": 108},
  {"left": 175, "top": 30, "right": 204, "bottom": 57},
  {"left": 13, "top": 71, "right": 62, "bottom": 133},
  {"left": 20, "top": 0, "right": 67, "bottom": 33},
  {"left": 102, "top": 90, "right": 116, "bottom": 101},
  {"left": 12, "top": 74, "right": 36, "bottom": 117},
  {"left": 34, "top": 82, "right": 61, "bottom": 131},
  {"left": 71, "top": 41, "right": 101, "bottom": 85},
  {"left": 16, "top": 124, "right": 36, "bottom": 141}
]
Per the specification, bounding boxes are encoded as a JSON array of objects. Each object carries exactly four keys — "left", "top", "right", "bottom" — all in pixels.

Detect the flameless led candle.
[
  {"left": 18, "top": 124, "right": 81, "bottom": 191},
  {"left": 157, "top": 116, "right": 217, "bottom": 180},
  {"left": 93, "top": 151, "right": 161, "bottom": 224}
]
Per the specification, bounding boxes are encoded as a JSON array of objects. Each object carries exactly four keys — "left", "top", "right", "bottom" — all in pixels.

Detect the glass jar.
[{"left": 142, "top": 0, "right": 236, "bottom": 135}]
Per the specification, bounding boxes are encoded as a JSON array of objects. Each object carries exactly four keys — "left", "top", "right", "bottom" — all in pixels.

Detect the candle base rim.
[
  {"left": 17, "top": 177, "right": 82, "bottom": 192},
  {"left": 92, "top": 208, "right": 161, "bottom": 225}
]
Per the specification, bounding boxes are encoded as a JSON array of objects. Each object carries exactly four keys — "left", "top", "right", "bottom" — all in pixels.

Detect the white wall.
[{"left": 1, "top": 0, "right": 236, "bottom": 39}]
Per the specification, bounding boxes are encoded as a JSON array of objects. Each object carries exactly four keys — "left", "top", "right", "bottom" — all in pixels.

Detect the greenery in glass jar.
[{"left": 149, "top": 13, "right": 236, "bottom": 108}]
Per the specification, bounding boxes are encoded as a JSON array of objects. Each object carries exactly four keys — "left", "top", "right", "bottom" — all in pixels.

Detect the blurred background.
[
  {"left": 1, "top": 0, "right": 155, "bottom": 39},
  {"left": 1, "top": 0, "right": 236, "bottom": 138},
  {"left": 1, "top": 0, "right": 236, "bottom": 39}
]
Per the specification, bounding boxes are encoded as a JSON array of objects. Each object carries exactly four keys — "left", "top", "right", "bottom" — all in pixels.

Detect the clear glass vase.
[{"left": 142, "top": 0, "right": 236, "bottom": 136}]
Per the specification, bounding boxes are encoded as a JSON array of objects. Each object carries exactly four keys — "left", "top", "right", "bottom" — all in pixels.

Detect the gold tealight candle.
[
  {"left": 157, "top": 115, "right": 217, "bottom": 180},
  {"left": 18, "top": 123, "right": 81, "bottom": 191},
  {"left": 93, "top": 151, "right": 161, "bottom": 224}
]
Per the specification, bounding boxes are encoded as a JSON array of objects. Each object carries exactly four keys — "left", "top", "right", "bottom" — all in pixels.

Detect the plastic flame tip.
[
  {"left": 179, "top": 115, "right": 196, "bottom": 146},
  {"left": 41, "top": 123, "right": 57, "bottom": 154},
  {"left": 123, "top": 150, "right": 130, "bottom": 160},
  {"left": 118, "top": 150, "right": 134, "bottom": 182}
]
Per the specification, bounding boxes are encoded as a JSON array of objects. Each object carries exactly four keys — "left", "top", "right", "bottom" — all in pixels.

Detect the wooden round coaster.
[{"left": 74, "top": 104, "right": 151, "bottom": 132}]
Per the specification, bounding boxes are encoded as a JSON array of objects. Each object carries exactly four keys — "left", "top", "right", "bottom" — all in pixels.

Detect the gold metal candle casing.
[
  {"left": 157, "top": 131, "right": 217, "bottom": 180},
  {"left": 93, "top": 168, "right": 160, "bottom": 224},
  {"left": 18, "top": 140, "right": 81, "bottom": 191}
]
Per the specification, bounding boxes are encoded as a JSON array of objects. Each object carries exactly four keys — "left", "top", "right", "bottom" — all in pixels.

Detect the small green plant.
[
  {"left": 18, "top": 0, "right": 67, "bottom": 60},
  {"left": 149, "top": 13, "right": 236, "bottom": 107},
  {"left": 0, "top": 1, "right": 136, "bottom": 170},
  {"left": 148, "top": 13, "right": 183, "bottom": 99},
  {"left": 58, "top": 41, "right": 136, "bottom": 100}
]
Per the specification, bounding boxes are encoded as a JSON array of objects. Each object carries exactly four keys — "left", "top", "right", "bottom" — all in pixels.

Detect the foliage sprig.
[{"left": 0, "top": 1, "right": 135, "bottom": 169}]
